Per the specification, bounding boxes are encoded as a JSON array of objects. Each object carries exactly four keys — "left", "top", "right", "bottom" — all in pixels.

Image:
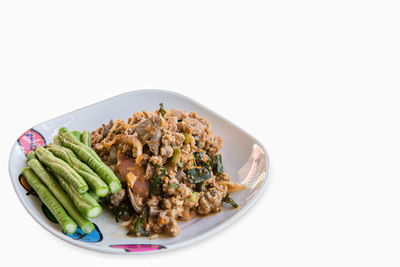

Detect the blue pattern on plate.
[{"left": 65, "top": 223, "right": 103, "bottom": 243}]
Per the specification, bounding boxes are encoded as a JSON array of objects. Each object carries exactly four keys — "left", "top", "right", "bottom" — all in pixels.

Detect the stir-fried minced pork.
[{"left": 91, "top": 105, "right": 246, "bottom": 237}]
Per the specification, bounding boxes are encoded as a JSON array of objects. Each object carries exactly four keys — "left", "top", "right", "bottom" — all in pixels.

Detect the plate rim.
[{"left": 8, "top": 89, "right": 271, "bottom": 254}]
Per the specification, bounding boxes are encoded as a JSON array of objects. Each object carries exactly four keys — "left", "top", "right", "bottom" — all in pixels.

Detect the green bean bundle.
[
  {"left": 35, "top": 146, "right": 88, "bottom": 194},
  {"left": 57, "top": 127, "right": 121, "bottom": 193},
  {"left": 54, "top": 173, "right": 102, "bottom": 219},
  {"left": 27, "top": 159, "right": 95, "bottom": 233},
  {"left": 21, "top": 167, "right": 77, "bottom": 234},
  {"left": 47, "top": 144, "right": 109, "bottom": 197}
]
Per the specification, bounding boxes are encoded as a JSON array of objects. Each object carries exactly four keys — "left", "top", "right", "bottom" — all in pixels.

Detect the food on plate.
[
  {"left": 90, "top": 104, "right": 246, "bottom": 237},
  {"left": 19, "top": 104, "right": 245, "bottom": 238}
]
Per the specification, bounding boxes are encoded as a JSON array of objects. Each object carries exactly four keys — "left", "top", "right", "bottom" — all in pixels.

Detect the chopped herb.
[
  {"left": 170, "top": 147, "right": 181, "bottom": 165},
  {"left": 159, "top": 103, "right": 166, "bottom": 116},
  {"left": 193, "top": 151, "right": 210, "bottom": 167},
  {"left": 184, "top": 133, "right": 193, "bottom": 145},
  {"left": 150, "top": 167, "right": 167, "bottom": 195},
  {"left": 153, "top": 163, "right": 161, "bottom": 168},
  {"left": 193, "top": 151, "right": 203, "bottom": 161},
  {"left": 187, "top": 150, "right": 215, "bottom": 184},
  {"left": 212, "top": 154, "right": 224, "bottom": 175},
  {"left": 168, "top": 183, "right": 179, "bottom": 189},
  {"left": 195, "top": 135, "right": 201, "bottom": 148},
  {"left": 143, "top": 206, "right": 149, "bottom": 223},
  {"left": 150, "top": 175, "right": 161, "bottom": 195},
  {"left": 134, "top": 215, "right": 148, "bottom": 236},
  {"left": 222, "top": 193, "right": 239, "bottom": 208},
  {"left": 112, "top": 202, "right": 134, "bottom": 223},
  {"left": 186, "top": 166, "right": 211, "bottom": 184},
  {"left": 196, "top": 181, "right": 205, "bottom": 191}
]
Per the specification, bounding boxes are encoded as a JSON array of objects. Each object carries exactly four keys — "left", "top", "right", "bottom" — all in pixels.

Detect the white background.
[{"left": 1, "top": 0, "right": 399, "bottom": 266}]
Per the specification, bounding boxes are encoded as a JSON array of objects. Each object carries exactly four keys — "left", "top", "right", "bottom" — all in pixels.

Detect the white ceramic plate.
[{"left": 9, "top": 89, "right": 270, "bottom": 254}]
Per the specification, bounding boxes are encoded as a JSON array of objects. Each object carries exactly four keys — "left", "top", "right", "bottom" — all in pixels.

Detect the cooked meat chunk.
[
  {"left": 197, "top": 186, "right": 227, "bottom": 215},
  {"left": 134, "top": 115, "right": 164, "bottom": 155},
  {"left": 178, "top": 117, "right": 206, "bottom": 135},
  {"left": 127, "top": 110, "right": 151, "bottom": 125},
  {"left": 91, "top": 120, "right": 114, "bottom": 149},
  {"left": 120, "top": 134, "right": 143, "bottom": 158}
]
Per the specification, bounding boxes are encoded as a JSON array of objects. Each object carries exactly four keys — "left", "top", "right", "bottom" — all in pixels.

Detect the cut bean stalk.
[
  {"left": 27, "top": 151, "right": 38, "bottom": 161},
  {"left": 53, "top": 135, "right": 62, "bottom": 146},
  {"left": 88, "top": 190, "right": 100, "bottom": 202},
  {"left": 71, "top": 131, "right": 82, "bottom": 141},
  {"left": 81, "top": 130, "right": 91, "bottom": 148}
]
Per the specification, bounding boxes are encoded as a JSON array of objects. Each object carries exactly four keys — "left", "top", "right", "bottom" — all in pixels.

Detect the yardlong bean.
[
  {"left": 27, "top": 151, "right": 38, "bottom": 161},
  {"left": 71, "top": 130, "right": 82, "bottom": 141},
  {"left": 81, "top": 130, "right": 91, "bottom": 148}
]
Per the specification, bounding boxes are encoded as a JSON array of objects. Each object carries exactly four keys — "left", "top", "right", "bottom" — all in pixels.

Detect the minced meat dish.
[{"left": 90, "top": 104, "right": 246, "bottom": 237}]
